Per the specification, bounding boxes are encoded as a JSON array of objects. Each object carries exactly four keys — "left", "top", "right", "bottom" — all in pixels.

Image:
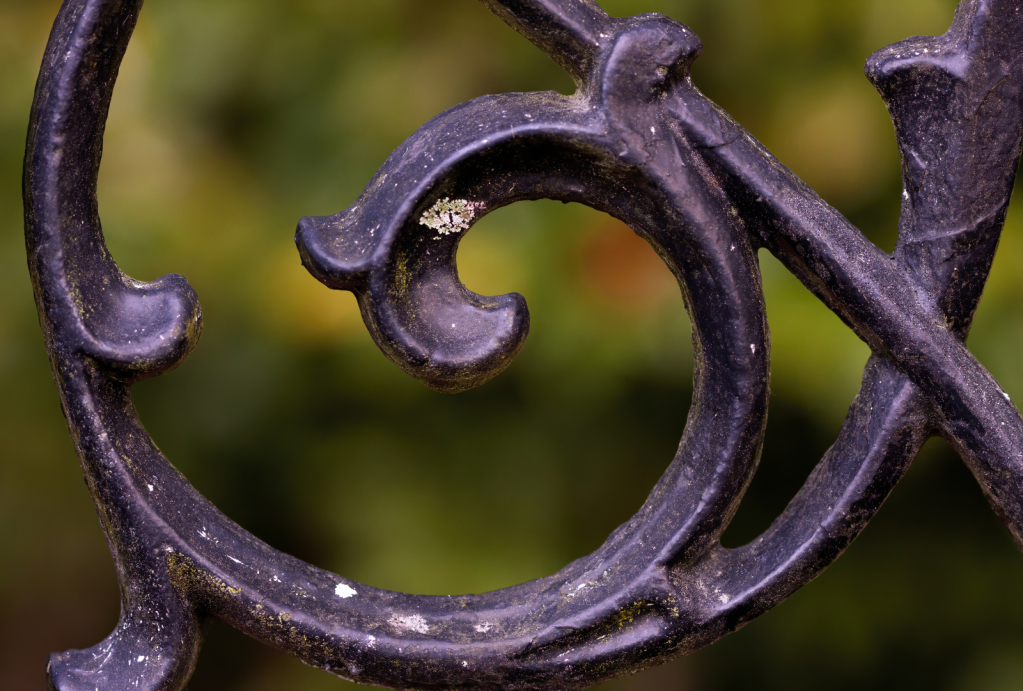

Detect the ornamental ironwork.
[{"left": 23, "top": 0, "right": 1023, "bottom": 689}]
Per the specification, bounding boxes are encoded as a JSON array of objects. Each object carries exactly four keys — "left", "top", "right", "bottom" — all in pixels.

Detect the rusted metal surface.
[{"left": 24, "top": 0, "right": 1023, "bottom": 688}]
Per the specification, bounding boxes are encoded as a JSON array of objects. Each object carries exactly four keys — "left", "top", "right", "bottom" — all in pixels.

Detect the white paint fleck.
[
  {"left": 335, "top": 583, "right": 358, "bottom": 599},
  {"left": 1004, "top": 391, "right": 1012, "bottom": 401},
  {"left": 389, "top": 613, "right": 430, "bottom": 634},
  {"left": 650, "top": 126, "right": 656, "bottom": 134},
  {"left": 474, "top": 622, "right": 494, "bottom": 634},
  {"left": 903, "top": 189, "right": 910, "bottom": 200},
  {"left": 567, "top": 583, "right": 589, "bottom": 598},
  {"left": 137, "top": 656, "right": 146, "bottom": 663},
  {"left": 367, "top": 635, "right": 377, "bottom": 648},
  {"left": 462, "top": 661, "right": 469, "bottom": 668},
  {"left": 147, "top": 484, "right": 154, "bottom": 492},
  {"left": 419, "top": 198, "right": 482, "bottom": 237},
  {"left": 750, "top": 344, "right": 756, "bottom": 354},
  {"left": 719, "top": 594, "right": 730, "bottom": 603}
]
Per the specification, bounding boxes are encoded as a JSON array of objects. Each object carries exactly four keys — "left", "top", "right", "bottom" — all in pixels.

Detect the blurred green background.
[{"left": 3, "top": 0, "right": 1023, "bottom": 688}]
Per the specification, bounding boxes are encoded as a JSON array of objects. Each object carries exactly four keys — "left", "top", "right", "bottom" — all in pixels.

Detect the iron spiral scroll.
[{"left": 22, "top": 0, "right": 1023, "bottom": 688}]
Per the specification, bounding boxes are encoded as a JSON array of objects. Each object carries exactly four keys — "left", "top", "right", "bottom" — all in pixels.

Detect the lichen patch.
[{"left": 419, "top": 198, "right": 481, "bottom": 237}]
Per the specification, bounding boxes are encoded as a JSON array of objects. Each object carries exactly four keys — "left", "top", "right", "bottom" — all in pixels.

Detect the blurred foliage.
[{"left": 2, "top": 0, "right": 1023, "bottom": 689}]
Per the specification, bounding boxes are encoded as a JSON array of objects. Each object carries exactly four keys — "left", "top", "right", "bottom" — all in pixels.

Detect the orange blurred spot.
[{"left": 578, "top": 219, "right": 678, "bottom": 309}]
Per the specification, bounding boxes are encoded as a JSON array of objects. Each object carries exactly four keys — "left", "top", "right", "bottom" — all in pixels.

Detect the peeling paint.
[
  {"left": 389, "top": 613, "right": 430, "bottom": 634},
  {"left": 335, "top": 583, "right": 358, "bottom": 599}
]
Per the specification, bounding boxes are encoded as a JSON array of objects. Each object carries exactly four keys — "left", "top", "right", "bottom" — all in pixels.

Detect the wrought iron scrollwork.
[{"left": 23, "top": 0, "right": 1023, "bottom": 688}]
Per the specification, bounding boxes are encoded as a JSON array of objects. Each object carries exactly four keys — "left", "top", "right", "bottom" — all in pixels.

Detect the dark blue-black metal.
[{"left": 23, "top": 0, "right": 1023, "bottom": 689}]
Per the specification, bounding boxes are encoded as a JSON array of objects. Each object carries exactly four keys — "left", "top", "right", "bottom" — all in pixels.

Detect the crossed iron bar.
[{"left": 22, "top": 0, "right": 1023, "bottom": 688}]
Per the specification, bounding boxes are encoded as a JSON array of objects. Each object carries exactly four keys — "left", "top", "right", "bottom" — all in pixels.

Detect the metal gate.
[{"left": 24, "top": 0, "right": 1023, "bottom": 688}]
